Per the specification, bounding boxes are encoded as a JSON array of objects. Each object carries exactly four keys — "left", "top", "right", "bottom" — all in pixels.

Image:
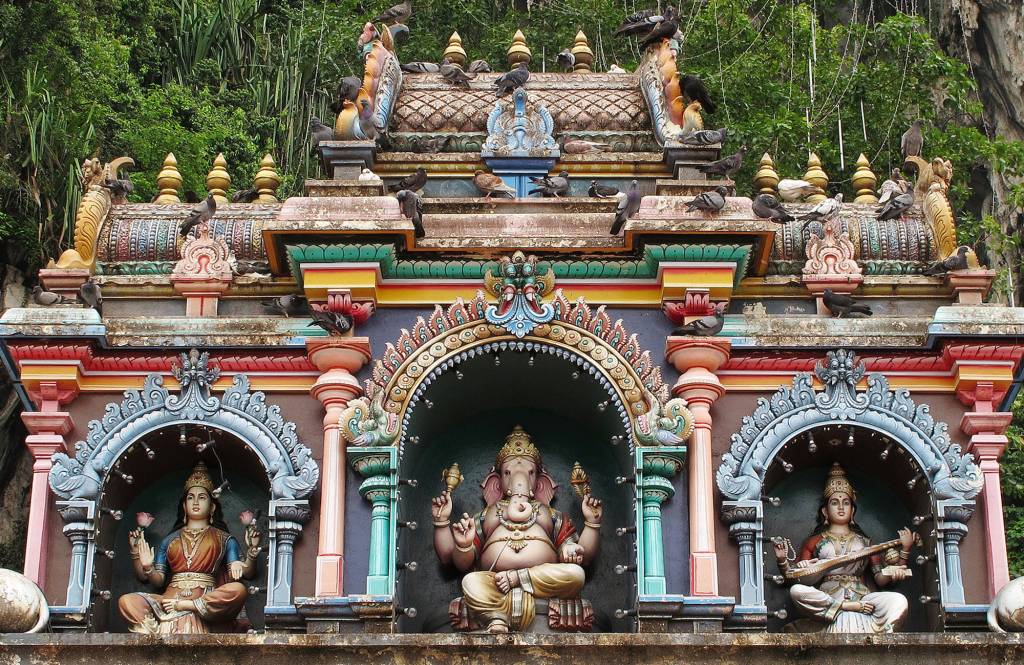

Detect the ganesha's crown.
[{"left": 495, "top": 425, "right": 542, "bottom": 468}]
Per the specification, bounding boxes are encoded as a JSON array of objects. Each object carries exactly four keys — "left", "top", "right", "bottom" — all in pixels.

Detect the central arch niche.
[{"left": 394, "top": 345, "right": 636, "bottom": 633}]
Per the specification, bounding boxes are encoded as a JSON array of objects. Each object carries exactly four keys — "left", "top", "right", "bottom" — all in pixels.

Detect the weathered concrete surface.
[{"left": 0, "top": 633, "right": 1021, "bottom": 664}]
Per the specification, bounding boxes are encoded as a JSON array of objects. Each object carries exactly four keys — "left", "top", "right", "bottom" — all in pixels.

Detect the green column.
[
  {"left": 351, "top": 449, "right": 397, "bottom": 597},
  {"left": 636, "top": 449, "right": 685, "bottom": 596}
]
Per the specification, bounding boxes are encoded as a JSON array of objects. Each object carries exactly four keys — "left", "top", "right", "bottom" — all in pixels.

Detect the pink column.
[
  {"left": 307, "top": 337, "right": 372, "bottom": 597},
  {"left": 20, "top": 382, "right": 76, "bottom": 589},
  {"left": 666, "top": 337, "right": 731, "bottom": 596},
  {"left": 960, "top": 381, "right": 1013, "bottom": 599}
]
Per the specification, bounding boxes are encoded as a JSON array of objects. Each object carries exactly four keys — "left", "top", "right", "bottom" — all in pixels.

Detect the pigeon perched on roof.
[
  {"left": 309, "top": 117, "right": 334, "bottom": 146},
  {"left": 638, "top": 16, "right": 679, "bottom": 50},
  {"left": 901, "top": 120, "right": 924, "bottom": 160},
  {"left": 79, "top": 277, "right": 103, "bottom": 317},
  {"left": 557, "top": 49, "right": 575, "bottom": 71},
  {"left": 372, "top": 0, "right": 411, "bottom": 25},
  {"left": 474, "top": 170, "right": 516, "bottom": 198},
  {"left": 100, "top": 178, "right": 133, "bottom": 199},
  {"left": 698, "top": 146, "right": 746, "bottom": 178},
  {"left": 671, "top": 305, "right": 725, "bottom": 336},
  {"left": 607, "top": 64, "right": 627, "bottom": 73},
  {"left": 358, "top": 168, "right": 381, "bottom": 182},
  {"left": 876, "top": 191, "right": 914, "bottom": 220},
  {"left": 752, "top": 193, "right": 795, "bottom": 223},
  {"left": 610, "top": 180, "right": 641, "bottom": 235},
  {"left": 31, "top": 285, "right": 70, "bottom": 306},
  {"left": 231, "top": 187, "right": 259, "bottom": 203},
  {"left": 615, "top": 8, "right": 674, "bottom": 38},
  {"left": 468, "top": 59, "right": 492, "bottom": 73},
  {"left": 410, "top": 136, "right": 450, "bottom": 154},
  {"left": 310, "top": 307, "right": 354, "bottom": 336},
  {"left": 681, "top": 128, "right": 727, "bottom": 145},
  {"left": 395, "top": 189, "right": 425, "bottom": 238},
  {"left": 262, "top": 294, "right": 309, "bottom": 317},
  {"left": 588, "top": 181, "right": 618, "bottom": 198},
  {"left": 330, "top": 77, "right": 362, "bottom": 114},
  {"left": 823, "top": 289, "right": 872, "bottom": 318},
  {"left": 686, "top": 186, "right": 728, "bottom": 213},
  {"left": 388, "top": 167, "right": 427, "bottom": 193},
  {"left": 439, "top": 59, "right": 475, "bottom": 87},
  {"left": 184, "top": 190, "right": 201, "bottom": 204},
  {"left": 777, "top": 178, "right": 825, "bottom": 202},
  {"left": 681, "top": 74, "right": 716, "bottom": 114},
  {"left": 878, "top": 168, "right": 910, "bottom": 204},
  {"left": 180, "top": 194, "right": 216, "bottom": 237},
  {"left": 560, "top": 137, "right": 610, "bottom": 154},
  {"left": 798, "top": 192, "right": 843, "bottom": 223},
  {"left": 528, "top": 170, "right": 570, "bottom": 197},
  {"left": 357, "top": 98, "right": 382, "bottom": 140},
  {"left": 494, "top": 63, "right": 530, "bottom": 97},
  {"left": 401, "top": 61, "right": 439, "bottom": 73},
  {"left": 922, "top": 245, "right": 974, "bottom": 275}
]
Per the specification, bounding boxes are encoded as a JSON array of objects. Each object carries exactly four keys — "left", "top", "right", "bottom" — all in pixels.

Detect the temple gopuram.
[{"left": 0, "top": 18, "right": 1022, "bottom": 665}]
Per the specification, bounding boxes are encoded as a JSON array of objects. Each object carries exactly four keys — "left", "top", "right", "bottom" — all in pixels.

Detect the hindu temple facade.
[{"left": 0, "top": 26, "right": 1022, "bottom": 663}]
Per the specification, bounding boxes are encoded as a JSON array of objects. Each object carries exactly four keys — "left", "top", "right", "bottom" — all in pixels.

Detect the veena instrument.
[{"left": 776, "top": 535, "right": 914, "bottom": 586}]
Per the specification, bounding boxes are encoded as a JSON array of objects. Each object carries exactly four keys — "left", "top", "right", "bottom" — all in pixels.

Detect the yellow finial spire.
[
  {"left": 443, "top": 31, "right": 467, "bottom": 68},
  {"left": 852, "top": 153, "right": 878, "bottom": 204},
  {"left": 753, "top": 153, "right": 780, "bottom": 195},
  {"left": 154, "top": 153, "right": 182, "bottom": 204},
  {"left": 571, "top": 30, "right": 593, "bottom": 73},
  {"left": 803, "top": 152, "right": 829, "bottom": 203},
  {"left": 206, "top": 153, "right": 230, "bottom": 205},
  {"left": 507, "top": 29, "right": 531, "bottom": 68},
  {"left": 253, "top": 154, "right": 281, "bottom": 203}
]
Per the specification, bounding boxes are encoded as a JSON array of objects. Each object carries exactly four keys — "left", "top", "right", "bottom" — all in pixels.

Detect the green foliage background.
[{"left": 2, "top": 0, "right": 1024, "bottom": 571}]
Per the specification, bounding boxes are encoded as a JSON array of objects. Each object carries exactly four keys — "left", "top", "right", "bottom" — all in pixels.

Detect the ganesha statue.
[{"left": 432, "top": 426, "right": 602, "bottom": 633}]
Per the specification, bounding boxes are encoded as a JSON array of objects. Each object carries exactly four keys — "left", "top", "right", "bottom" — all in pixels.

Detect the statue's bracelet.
[
  {"left": 141, "top": 565, "right": 154, "bottom": 575},
  {"left": 584, "top": 520, "right": 602, "bottom": 529},
  {"left": 433, "top": 520, "right": 451, "bottom": 528},
  {"left": 455, "top": 542, "right": 476, "bottom": 553}
]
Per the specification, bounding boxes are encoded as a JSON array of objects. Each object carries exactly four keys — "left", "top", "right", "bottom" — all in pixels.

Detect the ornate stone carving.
[
  {"left": 483, "top": 251, "right": 555, "bottom": 337},
  {"left": 51, "top": 157, "right": 134, "bottom": 271},
  {"left": 49, "top": 349, "right": 319, "bottom": 502},
  {"left": 171, "top": 225, "right": 234, "bottom": 283},
  {"left": 802, "top": 221, "right": 862, "bottom": 277},
  {"left": 638, "top": 45, "right": 687, "bottom": 146},
  {"left": 923, "top": 182, "right": 958, "bottom": 259},
  {"left": 716, "top": 348, "right": 982, "bottom": 502},
  {"left": 481, "top": 88, "right": 558, "bottom": 158}
]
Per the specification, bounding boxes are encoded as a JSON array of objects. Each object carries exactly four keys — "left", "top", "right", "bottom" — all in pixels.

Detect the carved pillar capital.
[{"left": 170, "top": 227, "right": 234, "bottom": 317}]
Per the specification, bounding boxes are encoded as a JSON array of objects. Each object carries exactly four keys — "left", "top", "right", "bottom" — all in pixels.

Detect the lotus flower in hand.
[
  {"left": 239, "top": 510, "right": 256, "bottom": 526},
  {"left": 136, "top": 512, "right": 155, "bottom": 529}
]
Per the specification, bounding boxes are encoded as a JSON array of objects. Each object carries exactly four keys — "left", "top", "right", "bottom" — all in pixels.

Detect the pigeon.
[
  {"left": 439, "top": 59, "right": 475, "bottom": 87},
  {"left": 639, "top": 17, "right": 679, "bottom": 50},
  {"left": 100, "top": 178, "right": 133, "bottom": 199},
  {"left": 79, "top": 277, "right": 103, "bottom": 316},
  {"left": 557, "top": 49, "right": 575, "bottom": 71},
  {"left": 180, "top": 194, "right": 216, "bottom": 237},
  {"left": 615, "top": 8, "right": 671, "bottom": 38},
  {"left": 681, "top": 128, "right": 728, "bottom": 145},
  {"left": 309, "top": 117, "right": 334, "bottom": 146},
  {"left": 468, "top": 59, "right": 492, "bottom": 73},
  {"left": 401, "top": 61, "right": 439, "bottom": 73},
  {"left": 358, "top": 168, "right": 381, "bottom": 181},
  {"left": 231, "top": 187, "right": 259, "bottom": 203},
  {"left": 922, "top": 245, "right": 972, "bottom": 275},
  {"left": 310, "top": 306, "right": 354, "bottom": 336},
  {"left": 823, "top": 289, "right": 872, "bottom": 318},
  {"left": 410, "top": 136, "right": 450, "bottom": 153},
  {"left": 184, "top": 190, "right": 201, "bottom": 204},
  {"left": 528, "top": 170, "right": 570, "bottom": 197},
  {"left": 901, "top": 120, "right": 924, "bottom": 160},
  {"left": 698, "top": 146, "right": 746, "bottom": 178},
  {"left": 876, "top": 191, "right": 915, "bottom": 220},
  {"left": 395, "top": 189, "right": 425, "bottom": 238},
  {"left": 798, "top": 193, "right": 843, "bottom": 223},
  {"left": 687, "top": 186, "right": 728, "bottom": 213},
  {"left": 681, "top": 74, "right": 716, "bottom": 114},
  {"left": 474, "top": 170, "right": 516, "bottom": 198},
  {"left": 494, "top": 62, "right": 530, "bottom": 97},
  {"left": 752, "top": 193, "right": 795, "bottom": 223},
  {"left": 878, "top": 168, "right": 910, "bottom": 204},
  {"left": 372, "top": 0, "right": 411, "bottom": 25},
  {"left": 357, "top": 22, "right": 379, "bottom": 52},
  {"left": 588, "top": 181, "right": 618, "bottom": 198},
  {"left": 777, "top": 178, "right": 825, "bottom": 202},
  {"left": 330, "top": 76, "right": 362, "bottom": 113},
  {"left": 31, "top": 285, "right": 70, "bottom": 306},
  {"left": 681, "top": 100, "right": 704, "bottom": 135},
  {"left": 262, "top": 294, "right": 309, "bottom": 317},
  {"left": 608, "top": 64, "right": 627, "bottom": 73},
  {"left": 357, "top": 99, "right": 379, "bottom": 139},
  {"left": 388, "top": 167, "right": 427, "bottom": 193},
  {"left": 560, "top": 137, "right": 610, "bottom": 154},
  {"left": 671, "top": 306, "right": 725, "bottom": 336},
  {"left": 610, "top": 180, "right": 641, "bottom": 234}
]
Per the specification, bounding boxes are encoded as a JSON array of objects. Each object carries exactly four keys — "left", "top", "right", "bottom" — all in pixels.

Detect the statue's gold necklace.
[
  {"left": 179, "top": 526, "right": 210, "bottom": 569},
  {"left": 496, "top": 500, "right": 540, "bottom": 553}
]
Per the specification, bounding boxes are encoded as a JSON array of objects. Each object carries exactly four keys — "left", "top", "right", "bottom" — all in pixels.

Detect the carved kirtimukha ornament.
[
  {"left": 171, "top": 224, "right": 236, "bottom": 317},
  {"left": 483, "top": 251, "right": 555, "bottom": 338},
  {"left": 481, "top": 88, "right": 558, "bottom": 158}
]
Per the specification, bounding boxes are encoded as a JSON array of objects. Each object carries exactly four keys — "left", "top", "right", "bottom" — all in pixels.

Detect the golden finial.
[
  {"left": 206, "top": 153, "right": 231, "bottom": 205},
  {"left": 570, "top": 462, "right": 592, "bottom": 498},
  {"left": 571, "top": 30, "right": 593, "bottom": 73},
  {"left": 803, "top": 152, "right": 828, "bottom": 203},
  {"left": 852, "top": 153, "right": 878, "bottom": 204},
  {"left": 507, "top": 29, "right": 531, "bottom": 68},
  {"left": 154, "top": 153, "right": 183, "bottom": 204},
  {"left": 443, "top": 31, "right": 467, "bottom": 69},
  {"left": 253, "top": 154, "right": 281, "bottom": 203},
  {"left": 442, "top": 463, "right": 463, "bottom": 493},
  {"left": 753, "top": 152, "right": 780, "bottom": 195}
]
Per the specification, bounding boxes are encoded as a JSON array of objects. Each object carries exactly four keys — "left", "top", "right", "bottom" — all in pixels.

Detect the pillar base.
[
  {"left": 315, "top": 554, "right": 345, "bottom": 598},
  {"left": 948, "top": 269, "right": 995, "bottom": 305},
  {"left": 38, "top": 268, "right": 90, "bottom": 299},
  {"left": 689, "top": 552, "right": 720, "bottom": 596},
  {"left": 803, "top": 275, "right": 863, "bottom": 316}
]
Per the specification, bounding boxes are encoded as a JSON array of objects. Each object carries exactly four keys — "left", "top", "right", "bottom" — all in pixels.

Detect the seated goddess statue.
[
  {"left": 118, "top": 462, "right": 260, "bottom": 634},
  {"left": 431, "top": 426, "right": 603, "bottom": 633},
  {"left": 773, "top": 463, "right": 913, "bottom": 633}
]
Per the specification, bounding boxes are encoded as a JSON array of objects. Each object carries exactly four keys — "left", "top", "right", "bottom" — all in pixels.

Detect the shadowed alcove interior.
[
  {"left": 761, "top": 424, "right": 936, "bottom": 633},
  {"left": 94, "top": 425, "right": 271, "bottom": 632},
  {"left": 392, "top": 345, "right": 639, "bottom": 633}
]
